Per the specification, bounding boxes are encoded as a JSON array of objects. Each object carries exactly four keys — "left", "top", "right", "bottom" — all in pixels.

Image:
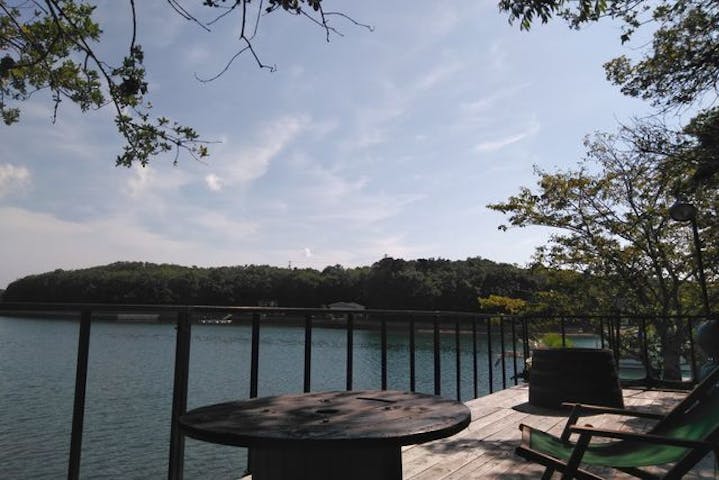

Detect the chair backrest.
[
  {"left": 599, "top": 367, "right": 719, "bottom": 469},
  {"left": 651, "top": 366, "right": 719, "bottom": 443}
]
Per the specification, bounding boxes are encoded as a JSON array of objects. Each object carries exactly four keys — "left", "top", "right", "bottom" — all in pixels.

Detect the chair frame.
[{"left": 515, "top": 366, "right": 719, "bottom": 480}]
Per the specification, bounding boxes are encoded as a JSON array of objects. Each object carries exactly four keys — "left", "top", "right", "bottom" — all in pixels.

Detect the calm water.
[{"left": 0, "top": 315, "right": 527, "bottom": 479}]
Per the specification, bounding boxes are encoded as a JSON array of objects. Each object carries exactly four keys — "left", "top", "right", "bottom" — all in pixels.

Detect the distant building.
[{"left": 327, "top": 302, "right": 365, "bottom": 321}]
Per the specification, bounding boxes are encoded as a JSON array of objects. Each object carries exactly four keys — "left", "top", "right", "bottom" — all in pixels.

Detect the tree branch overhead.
[{"left": 0, "top": 0, "right": 370, "bottom": 166}]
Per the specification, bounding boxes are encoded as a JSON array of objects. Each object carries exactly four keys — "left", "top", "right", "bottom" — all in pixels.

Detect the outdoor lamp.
[
  {"left": 669, "top": 200, "right": 697, "bottom": 222},
  {"left": 668, "top": 199, "right": 710, "bottom": 316},
  {"left": 669, "top": 199, "right": 716, "bottom": 377}
]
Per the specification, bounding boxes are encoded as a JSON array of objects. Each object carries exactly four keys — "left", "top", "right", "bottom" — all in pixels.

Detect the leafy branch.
[{"left": 0, "top": 0, "right": 370, "bottom": 166}]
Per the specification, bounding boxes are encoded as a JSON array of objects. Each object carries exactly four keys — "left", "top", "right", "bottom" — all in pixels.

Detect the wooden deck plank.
[{"left": 402, "top": 385, "right": 717, "bottom": 480}]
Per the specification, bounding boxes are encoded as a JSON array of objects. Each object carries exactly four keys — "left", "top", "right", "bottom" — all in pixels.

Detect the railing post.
[
  {"left": 640, "top": 315, "right": 651, "bottom": 381},
  {"left": 472, "top": 318, "right": 478, "bottom": 399},
  {"left": 486, "top": 318, "right": 494, "bottom": 394},
  {"left": 687, "top": 316, "right": 698, "bottom": 382},
  {"left": 607, "top": 316, "right": 615, "bottom": 352},
  {"left": 614, "top": 315, "right": 621, "bottom": 371},
  {"left": 250, "top": 312, "right": 260, "bottom": 398},
  {"left": 409, "top": 316, "right": 416, "bottom": 392},
  {"left": 168, "top": 309, "right": 191, "bottom": 480},
  {"left": 433, "top": 314, "right": 441, "bottom": 396},
  {"left": 381, "top": 316, "right": 388, "bottom": 390},
  {"left": 68, "top": 310, "right": 91, "bottom": 480},
  {"left": 304, "top": 313, "right": 312, "bottom": 393},
  {"left": 455, "top": 318, "right": 461, "bottom": 401},
  {"left": 522, "top": 317, "right": 530, "bottom": 361},
  {"left": 500, "top": 317, "right": 507, "bottom": 389},
  {"left": 560, "top": 316, "right": 566, "bottom": 347},
  {"left": 511, "top": 318, "right": 518, "bottom": 386},
  {"left": 346, "top": 313, "right": 354, "bottom": 391}
]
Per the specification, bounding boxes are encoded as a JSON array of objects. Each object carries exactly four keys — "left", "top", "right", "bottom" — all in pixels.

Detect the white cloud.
[
  {"left": 460, "top": 83, "right": 532, "bottom": 114},
  {"left": 474, "top": 120, "right": 541, "bottom": 153},
  {"left": 308, "top": 192, "right": 426, "bottom": 227},
  {"left": 488, "top": 41, "right": 508, "bottom": 71},
  {"left": 0, "top": 204, "right": 266, "bottom": 287},
  {"left": 215, "top": 114, "right": 310, "bottom": 185},
  {"left": 342, "top": 57, "right": 462, "bottom": 152},
  {"left": 126, "top": 166, "right": 152, "bottom": 198},
  {"left": 364, "top": 235, "right": 430, "bottom": 260},
  {"left": 303, "top": 247, "right": 312, "bottom": 258},
  {"left": 14, "top": 101, "right": 56, "bottom": 122},
  {"left": 189, "top": 211, "right": 258, "bottom": 239},
  {"left": 346, "top": 102, "right": 405, "bottom": 150},
  {"left": 0, "top": 164, "right": 31, "bottom": 197},
  {"left": 414, "top": 60, "right": 463, "bottom": 92},
  {"left": 205, "top": 173, "right": 223, "bottom": 191},
  {"left": 277, "top": 159, "right": 424, "bottom": 228},
  {"left": 186, "top": 44, "right": 213, "bottom": 65},
  {"left": 475, "top": 132, "right": 530, "bottom": 153},
  {"left": 299, "top": 164, "right": 369, "bottom": 203},
  {"left": 124, "top": 165, "right": 192, "bottom": 201},
  {"left": 0, "top": 207, "right": 197, "bottom": 287},
  {"left": 6, "top": 103, "right": 115, "bottom": 164}
]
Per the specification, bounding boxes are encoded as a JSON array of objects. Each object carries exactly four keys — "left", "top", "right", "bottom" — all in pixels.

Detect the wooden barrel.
[{"left": 528, "top": 348, "right": 624, "bottom": 409}]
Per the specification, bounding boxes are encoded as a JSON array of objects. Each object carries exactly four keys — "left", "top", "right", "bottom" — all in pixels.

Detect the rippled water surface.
[{"left": 1, "top": 315, "right": 520, "bottom": 479}]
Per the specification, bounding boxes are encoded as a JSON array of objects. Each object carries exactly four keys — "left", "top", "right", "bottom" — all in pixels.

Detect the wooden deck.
[{"left": 402, "top": 385, "right": 716, "bottom": 479}]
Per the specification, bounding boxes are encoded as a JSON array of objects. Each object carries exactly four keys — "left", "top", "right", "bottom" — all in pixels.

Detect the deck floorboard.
[{"left": 403, "top": 385, "right": 716, "bottom": 479}]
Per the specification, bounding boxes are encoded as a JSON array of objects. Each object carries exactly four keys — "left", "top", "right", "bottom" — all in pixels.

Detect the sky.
[{"left": 0, "top": 0, "right": 656, "bottom": 289}]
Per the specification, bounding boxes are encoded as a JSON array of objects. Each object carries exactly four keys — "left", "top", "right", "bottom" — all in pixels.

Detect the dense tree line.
[{"left": 1, "top": 257, "right": 554, "bottom": 311}]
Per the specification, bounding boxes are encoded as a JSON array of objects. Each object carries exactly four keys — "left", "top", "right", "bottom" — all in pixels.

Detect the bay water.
[{"left": 1, "top": 315, "right": 528, "bottom": 479}]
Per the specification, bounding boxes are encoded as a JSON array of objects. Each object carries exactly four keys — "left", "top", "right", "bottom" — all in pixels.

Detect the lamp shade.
[{"left": 669, "top": 201, "right": 697, "bottom": 222}]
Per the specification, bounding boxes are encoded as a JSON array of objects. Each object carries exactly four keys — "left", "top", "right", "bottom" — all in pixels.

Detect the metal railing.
[
  {"left": 0, "top": 303, "right": 709, "bottom": 480},
  {"left": 521, "top": 313, "right": 708, "bottom": 387}
]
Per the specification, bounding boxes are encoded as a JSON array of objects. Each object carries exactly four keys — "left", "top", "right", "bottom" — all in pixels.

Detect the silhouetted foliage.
[{"left": 3, "top": 257, "right": 545, "bottom": 311}]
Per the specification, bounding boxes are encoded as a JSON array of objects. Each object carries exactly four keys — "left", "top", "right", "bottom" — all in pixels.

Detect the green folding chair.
[{"left": 515, "top": 366, "right": 719, "bottom": 479}]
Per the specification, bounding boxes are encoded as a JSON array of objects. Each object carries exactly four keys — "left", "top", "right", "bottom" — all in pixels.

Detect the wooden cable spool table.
[{"left": 178, "top": 390, "right": 471, "bottom": 480}]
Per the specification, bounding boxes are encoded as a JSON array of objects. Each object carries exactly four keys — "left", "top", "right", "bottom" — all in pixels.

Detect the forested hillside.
[{"left": 2, "top": 257, "right": 561, "bottom": 312}]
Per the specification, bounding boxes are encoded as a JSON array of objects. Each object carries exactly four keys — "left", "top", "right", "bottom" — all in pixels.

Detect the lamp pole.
[
  {"left": 669, "top": 200, "right": 711, "bottom": 316},
  {"left": 669, "top": 199, "right": 715, "bottom": 381}
]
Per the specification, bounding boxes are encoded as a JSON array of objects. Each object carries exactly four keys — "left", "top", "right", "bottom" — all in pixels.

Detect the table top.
[{"left": 179, "top": 390, "right": 471, "bottom": 448}]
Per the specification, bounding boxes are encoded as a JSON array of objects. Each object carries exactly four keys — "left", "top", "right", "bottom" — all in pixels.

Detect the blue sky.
[{"left": 0, "top": 0, "right": 654, "bottom": 288}]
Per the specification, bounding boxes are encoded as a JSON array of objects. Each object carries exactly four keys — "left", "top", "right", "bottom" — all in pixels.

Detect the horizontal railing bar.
[
  {"left": 1, "top": 302, "right": 708, "bottom": 323},
  {"left": 0, "top": 302, "right": 492, "bottom": 319}
]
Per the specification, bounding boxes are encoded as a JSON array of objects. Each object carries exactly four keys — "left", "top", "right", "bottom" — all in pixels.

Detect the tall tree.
[
  {"left": 0, "top": 1, "right": 366, "bottom": 166},
  {"left": 498, "top": 0, "right": 719, "bottom": 185},
  {"left": 489, "top": 126, "right": 717, "bottom": 379},
  {"left": 499, "top": 0, "right": 719, "bottom": 106}
]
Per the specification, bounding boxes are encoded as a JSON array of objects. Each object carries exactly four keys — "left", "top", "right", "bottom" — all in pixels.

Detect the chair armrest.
[
  {"left": 561, "top": 403, "right": 664, "bottom": 420},
  {"left": 568, "top": 425, "right": 711, "bottom": 449},
  {"left": 560, "top": 403, "right": 663, "bottom": 440}
]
